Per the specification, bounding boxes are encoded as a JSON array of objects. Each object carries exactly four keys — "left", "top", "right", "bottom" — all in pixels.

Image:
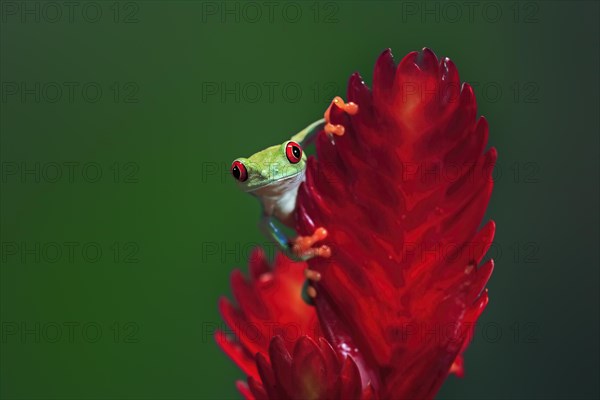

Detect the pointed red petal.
[
  {"left": 268, "top": 336, "right": 294, "bottom": 396},
  {"left": 248, "top": 376, "right": 268, "bottom": 400},
  {"left": 215, "top": 330, "right": 258, "bottom": 380},
  {"left": 291, "top": 337, "right": 328, "bottom": 399}
]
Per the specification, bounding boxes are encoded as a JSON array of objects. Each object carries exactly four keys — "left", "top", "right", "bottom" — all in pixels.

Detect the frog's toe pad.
[
  {"left": 325, "top": 123, "right": 345, "bottom": 136},
  {"left": 304, "top": 268, "right": 322, "bottom": 282},
  {"left": 301, "top": 280, "right": 317, "bottom": 305}
]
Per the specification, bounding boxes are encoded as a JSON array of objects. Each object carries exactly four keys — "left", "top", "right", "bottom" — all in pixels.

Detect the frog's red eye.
[
  {"left": 231, "top": 160, "right": 248, "bottom": 182},
  {"left": 285, "top": 141, "right": 302, "bottom": 164}
]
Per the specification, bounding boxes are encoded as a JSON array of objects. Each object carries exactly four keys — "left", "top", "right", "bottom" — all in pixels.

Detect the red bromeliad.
[{"left": 218, "top": 48, "right": 496, "bottom": 399}]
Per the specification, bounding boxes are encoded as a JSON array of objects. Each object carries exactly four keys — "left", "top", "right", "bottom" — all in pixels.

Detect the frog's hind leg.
[
  {"left": 291, "top": 228, "right": 330, "bottom": 305},
  {"left": 259, "top": 214, "right": 292, "bottom": 252}
]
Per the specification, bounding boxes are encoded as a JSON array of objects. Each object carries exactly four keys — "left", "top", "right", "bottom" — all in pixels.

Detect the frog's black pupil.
[
  {"left": 232, "top": 166, "right": 240, "bottom": 180},
  {"left": 293, "top": 146, "right": 300, "bottom": 158}
]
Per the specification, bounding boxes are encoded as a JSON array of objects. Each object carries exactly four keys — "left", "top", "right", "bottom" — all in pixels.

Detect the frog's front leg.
[
  {"left": 259, "top": 215, "right": 330, "bottom": 261},
  {"left": 259, "top": 214, "right": 290, "bottom": 253},
  {"left": 259, "top": 215, "right": 329, "bottom": 304}
]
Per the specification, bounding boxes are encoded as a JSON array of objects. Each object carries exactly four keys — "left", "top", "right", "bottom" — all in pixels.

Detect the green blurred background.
[{"left": 1, "top": 1, "right": 598, "bottom": 399}]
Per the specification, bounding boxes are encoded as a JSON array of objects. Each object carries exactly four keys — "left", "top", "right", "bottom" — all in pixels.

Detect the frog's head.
[{"left": 231, "top": 140, "right": 306, "bottom": 192}]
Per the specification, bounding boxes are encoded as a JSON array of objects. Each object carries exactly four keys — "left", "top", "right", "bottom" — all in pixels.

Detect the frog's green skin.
[{"left": 232, "top": 118, "right": 325, "bottom": 259}]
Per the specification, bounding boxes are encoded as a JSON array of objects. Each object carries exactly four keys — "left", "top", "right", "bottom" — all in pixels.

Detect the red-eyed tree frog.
[{"left": 230, "top": 97, "right": 358, "bottom": 302}]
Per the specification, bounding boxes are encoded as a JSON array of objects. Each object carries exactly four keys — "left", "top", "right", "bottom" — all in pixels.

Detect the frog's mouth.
[{"left": 243, "top": 170, "right": 305, "bottom": 195}]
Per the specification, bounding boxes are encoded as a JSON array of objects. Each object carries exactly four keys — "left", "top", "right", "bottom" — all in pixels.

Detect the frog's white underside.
[{"left": 248, "top": 170, "right": 306, "bottom": 227}]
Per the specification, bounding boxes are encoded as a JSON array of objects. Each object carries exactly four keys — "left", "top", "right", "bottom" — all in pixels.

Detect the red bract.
[
  {"left": 216, "top": 248, "right": 321, "bottom": 388},
  {"left": 218, "top": 48, "right": 496, "bottom": 399}
]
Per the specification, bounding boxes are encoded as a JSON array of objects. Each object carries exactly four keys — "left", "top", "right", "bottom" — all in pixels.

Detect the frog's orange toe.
[
  {"left": 313, "top": 227, "right": 328, "bottom": 241},
  {"left": 314, "top": 245, "right": 331, "bottom": 258},
  {"left": 305, "top": 268, "right": 321, "bottom": 281},
  {"left": 332, "top": 96, "right": 359, "bottom": 115},
  {"left": 306, "top": 286, "right": 318, "bottom": 299},
  {"left": 325, "top": 123, "right": 345, "bottom": 136},
  {"left": 291, "top": 227, "right": 330, "bottom": 259}
]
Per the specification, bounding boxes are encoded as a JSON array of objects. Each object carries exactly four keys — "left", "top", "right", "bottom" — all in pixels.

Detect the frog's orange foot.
[
  {"left": 324, "top": 96, "right": 359, "bottom": 137},
  {"left": 304, "top": 269, "right": 321, "bottom": 299},
  {"left": 291, "top": 227, "right": 331, "bottom": 260}
]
